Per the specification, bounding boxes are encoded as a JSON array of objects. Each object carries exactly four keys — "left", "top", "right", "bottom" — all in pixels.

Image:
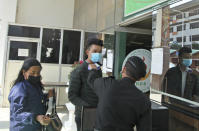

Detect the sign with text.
[
  {"left": 124, "top": 0, "right": 166, "bottom": 17},
  {"left": 122, "top": 49, "right": 151, "bottom": 93}
]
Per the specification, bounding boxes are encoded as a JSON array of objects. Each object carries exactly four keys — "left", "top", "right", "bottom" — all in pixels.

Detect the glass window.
[
  {"left": 190, "top": 22, "right": 199, "bottom": 29},
  {"left": 8, "top": 25, "right": 40, "bottom": 38},
  {"left": 176, "top": 37, "right": 186, "bottom": 42},
  {"left": 103, "top": 34, "right": 114, "bottom": 50},
  {"left": 177, "top": 26, "right": 182, "bottom": 31},
  {"left": 189, "top": 9, "right": 199, "bottom": 17},
  {"left": 176, "top": 37, "right": 182, "bottom": 42},
  {"left": 152, "top": 5, "right": 199, "bottom": 123},
  {"left": 192, "top": 35, "right": 199, "bottom": 42},
  {"left": 184, "top": 24, "right": 186, "bottom": 30},
  {"left": 62, "top": 30, "right": 81, "bottom": 64},
  {"left": 170, "top": 27, "right": 173, "bottom": 33},
  {"left": 41, "top": 28, "right": 61, "bottom": 64},
  {"left": 176, "top": 14, "right": 182, "bottom": 19},
  {"left": 9, "top": 41, "right": 38, "bottom": 60}
]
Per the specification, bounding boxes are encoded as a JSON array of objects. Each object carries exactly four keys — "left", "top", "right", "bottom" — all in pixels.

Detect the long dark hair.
[{"left": 13, "top": 58, "right": 43, "bottom": 88}]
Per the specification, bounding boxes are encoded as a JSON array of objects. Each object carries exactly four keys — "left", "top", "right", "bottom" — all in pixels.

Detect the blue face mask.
[
  {"left": 91, "top": 53, "right": 102, "bottom": 63},
  {"left": 182, "top": 59, "right": 192, "bottom": 67}
]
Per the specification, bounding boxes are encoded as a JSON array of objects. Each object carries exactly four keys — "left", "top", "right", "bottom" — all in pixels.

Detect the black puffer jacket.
[{"left": 68, "top": 61, "right": 102, "bottom": 116}]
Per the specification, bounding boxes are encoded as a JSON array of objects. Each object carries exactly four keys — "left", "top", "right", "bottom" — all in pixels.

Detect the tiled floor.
[
  {"left": 0, "top": 108, "right": 9, "bottom": 131},
  {"left": 0, "top": 105, "right": 77, "bottom": 131}
]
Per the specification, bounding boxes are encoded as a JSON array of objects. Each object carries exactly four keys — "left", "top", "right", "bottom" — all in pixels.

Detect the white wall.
[
  {"left": 0, "top": 0, "right": 17, "bottom": 21},
  {"left": 0, "top": 0, "right": 17, "bottom": 86},
  {"left": 0, "top": 0, "right": 18, "bottom": 106},
  {"left": 0, "top": 0, "right": 75, "bottom": 107},
  {"left": 16, "top": 0, "right": 74, "bottom": 28}
]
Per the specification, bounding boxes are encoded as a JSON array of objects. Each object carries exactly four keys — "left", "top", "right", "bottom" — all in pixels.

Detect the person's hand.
[
  {"left": 88, "top": 64, "right": 97, "bottom": 70},
  {"left": 48, "top": 89, "right": 54, "bottom": 98},
  {"left": 36, "top": 115, "right": 51, "bottom": 126}
]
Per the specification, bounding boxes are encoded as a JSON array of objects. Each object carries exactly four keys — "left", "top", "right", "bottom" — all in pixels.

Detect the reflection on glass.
[
  {"left": 9, "top": 41, "right": 37, "bottom": 60},
  {"left": 103, "top": 34, "right": 114, "bottom": 50},
  {"left": 152, "top": 3, "right": 199, "bottom": 131},
  {"left": 41, "top": 28, "right": 61, "bottom": 64},
  {"left": 62, "top": 30, "right": 81, "bottom": 64},
  {"left": 8, "top": 25, "right": 40, "bottom": 38},
  {"left": 193, "top": 61, "right": 199, "bottom": 102},
  {"left": 163, "top": 47, "right": 199, "bottom": 103}
]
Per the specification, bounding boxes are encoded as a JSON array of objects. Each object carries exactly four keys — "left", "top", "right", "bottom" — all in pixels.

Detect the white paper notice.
[
  {"left": 102, "top": 58, "right": 107, "bottom": 74},
  {"left": 151, "top": 48, "right": 163, "bottom": 75},
  {"left": 18, "top": 49, "right": 29, "bottom": 57},
  {"left": 107, "top": 50, "right": 113, "bottom": 69}
]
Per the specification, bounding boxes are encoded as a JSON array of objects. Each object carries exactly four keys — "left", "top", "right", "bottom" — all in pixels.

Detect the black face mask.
[{"left": 28, "top": 76, "right": 41, "bottom": 86}]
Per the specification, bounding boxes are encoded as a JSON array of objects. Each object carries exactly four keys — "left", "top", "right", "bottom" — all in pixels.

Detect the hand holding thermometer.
[{"left": 88, "top": 62, "right": 102, "bottom": 70}]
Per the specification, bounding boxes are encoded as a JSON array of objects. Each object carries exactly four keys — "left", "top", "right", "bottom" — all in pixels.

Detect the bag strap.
[{"left": 52, "top": 89, "right": 57, "bottom": 114}]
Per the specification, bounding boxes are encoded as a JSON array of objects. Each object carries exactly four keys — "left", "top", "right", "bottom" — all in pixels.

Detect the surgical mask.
[
  {"left": 28, "top": 76, "right": 41, "bottom": 85},
  {"left": 182, "top": 59, "right": 192, "bottom": 67},
  {"left": 91, "top": 53, "right": 102, "bottom": 63}
]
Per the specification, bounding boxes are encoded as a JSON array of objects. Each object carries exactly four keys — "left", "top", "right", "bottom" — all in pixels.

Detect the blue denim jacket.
[{"left": 8, "top": 80, "right": 46, "bottom": 131}]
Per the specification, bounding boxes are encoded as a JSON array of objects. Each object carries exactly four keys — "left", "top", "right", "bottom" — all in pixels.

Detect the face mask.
[
  {"left": 28, "top": 76, "right": 41, "bottom": 85},
  {"left": 182, "top": 59, "right": 192, "bottom": 67},
  {"left": 91, "top": 53, "right": 102, "bottom": 63}
]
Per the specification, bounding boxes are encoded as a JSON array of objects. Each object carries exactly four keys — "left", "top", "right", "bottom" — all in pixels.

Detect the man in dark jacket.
[
  {"left": 68, "top": 38, "right": 103, "bottom": 131},
  {"left": 88, "top": 56, "right": 152, "bottom": 131},
  {"left": 163, "top": 47, "right": 199, "bottom": 102}
]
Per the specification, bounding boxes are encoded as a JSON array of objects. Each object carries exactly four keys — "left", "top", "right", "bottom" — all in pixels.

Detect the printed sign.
[
  {"left": 124, "top": 0, "right": 170, "bottom": 17},
  {"left": 18, "top": 49, "right": 29, "bottom": 57},
  {"left": 122, "top": 49, "right": 151, "bottom": 93}
]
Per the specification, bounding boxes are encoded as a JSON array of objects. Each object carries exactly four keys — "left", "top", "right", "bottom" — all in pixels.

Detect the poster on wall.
[
  {"left": 122, "top": 49, "right": 151, "bottom": 93},
  {"left": 18, "top": 49, "right": 29, "bottom": 57},
  {"left": 151, "top": 48, "right": 163, "bottom": 74},
  {"left": 124, "top": 0, "right": 178, "bottom": 17},
  {"left": 102, "top": 58, "right": 107, "bottom": 73},
  {"left": 107, "top": 50, "right": 113, "bottom": 69},
  {"left": 125, "top": 0, "right": 162, "bottom": 16},
  {"left": 9, "top": 41, "right": 37, "bottom": 60}
]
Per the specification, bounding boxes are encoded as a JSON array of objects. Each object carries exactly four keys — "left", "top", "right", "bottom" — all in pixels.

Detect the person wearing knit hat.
[{"left": 87, "top": 56, "right": 151, "bottom": 131}]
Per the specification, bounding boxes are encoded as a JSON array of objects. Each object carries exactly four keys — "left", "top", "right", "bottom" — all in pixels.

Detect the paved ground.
[
  {"left": 0, "top": 108, "right": 9, "bottom": 131},
  {"left": 0, "top": 105, "right": 77, "bottom": 131}
]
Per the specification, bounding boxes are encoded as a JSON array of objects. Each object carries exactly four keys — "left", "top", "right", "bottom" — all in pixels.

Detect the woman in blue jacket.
[{"left": 8, "top": 58, "right": 52, "bottom": 131}]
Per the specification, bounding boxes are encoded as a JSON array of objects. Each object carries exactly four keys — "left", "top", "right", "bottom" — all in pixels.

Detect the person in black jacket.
[
  {"left": 68, "top": 38, "right": 103, "bottom": 131},
  {"left": 163, "top": 47, "right": 199, "bottom": 102},
  {"left": 88, "top": 56, "right": 152, "bottom": 131}
]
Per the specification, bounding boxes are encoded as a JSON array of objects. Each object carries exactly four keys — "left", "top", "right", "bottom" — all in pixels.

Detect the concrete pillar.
[
  {"left": 151, "top": 7, "right": 170, "bottom": 91},
  {"left": 113, "top": 32, "right": 127, "bottom": 79}
]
